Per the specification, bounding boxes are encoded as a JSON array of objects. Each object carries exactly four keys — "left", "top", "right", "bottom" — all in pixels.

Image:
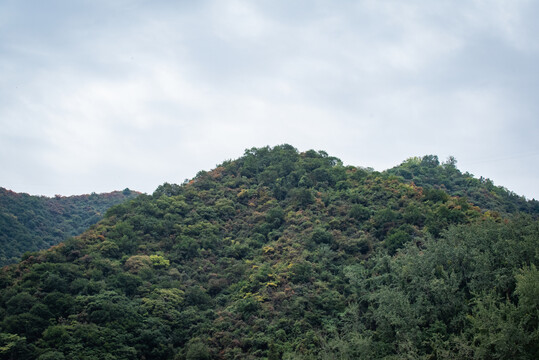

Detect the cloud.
[{"left": 0, "top": 0, "right": 538, "bottom": 199}]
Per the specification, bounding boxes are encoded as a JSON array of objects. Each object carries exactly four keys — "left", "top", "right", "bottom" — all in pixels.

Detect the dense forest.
[
  {"left": 386, "top": 155, "right": 539, "bottom": 215},
  {"left": 0, "top": 188, "right": 139, "bottom": 266},
  {"left": 0, "top": 145, "right": 537, "bottom": 359}
]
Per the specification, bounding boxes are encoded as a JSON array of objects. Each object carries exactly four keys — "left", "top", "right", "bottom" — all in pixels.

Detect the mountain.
[
  {"left": 0, "top": 145, "right": 537, "bottom": 359},
  {"left": 0, "top": 188, "right": 140, "bottom": 266},
  {"left": 385, "top": 155, "right": 539, "bottom": 215}
]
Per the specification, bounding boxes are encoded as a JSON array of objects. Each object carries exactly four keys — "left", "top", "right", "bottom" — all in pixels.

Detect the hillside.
[
  {"left": 385, "top": 155, "right": 539, "bottom": 215},
  {"left": 0, "top": 188, "right": 139, "bottom": 266},
  {"left": 0, "top": 145, "right": 537, "bottom": 359}
]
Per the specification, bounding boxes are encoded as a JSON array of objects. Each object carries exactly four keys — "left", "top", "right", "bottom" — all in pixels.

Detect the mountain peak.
[{"left": 0, "top": 146, "right": 537, "bottom": 359}]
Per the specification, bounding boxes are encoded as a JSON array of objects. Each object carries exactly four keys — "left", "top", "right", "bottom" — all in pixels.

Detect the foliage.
[
  {"left": 0, "top": 145, "right": 537, "bottom": 359},
  {"left": 0, "top": 188, "right": 139, "bottom": 266},
  {"left": 386, "top": 155, "right": 539, "bottom": 216}
]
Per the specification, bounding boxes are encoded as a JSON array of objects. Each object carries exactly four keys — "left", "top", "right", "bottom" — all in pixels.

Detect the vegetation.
[
  {"left": 0, "top": 188, "right": 139, "bottom": 266},
  {"left": 386, "top": 155, "right": 539, "bottom": 215},
  {"left": 0, "top": 145, "right": 537, "bottom": 359}
]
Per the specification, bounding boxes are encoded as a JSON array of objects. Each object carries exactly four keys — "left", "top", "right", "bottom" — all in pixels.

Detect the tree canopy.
[
  {"left": 0, "top": 188, "right": 139, "bottom": 266},
  {"left": 0, "top": 145, "right": 537, "bottom": 359}
]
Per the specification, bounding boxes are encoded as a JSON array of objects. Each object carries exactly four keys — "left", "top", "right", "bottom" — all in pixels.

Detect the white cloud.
[
  {"left": 0, "top": 0, "right": 537, "bottom": 199},
  {"left": 466, "top": 0, "right": 538, "bottom": 52}
]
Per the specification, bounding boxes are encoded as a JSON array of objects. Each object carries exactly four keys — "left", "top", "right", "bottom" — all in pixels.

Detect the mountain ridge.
[
  {"left": 0, "top": 187, "right": 140, "bottom": 266},
  {"left": 385, "top": 155, "right": 538, "bottom": 214},
  {"left": 0, "top": 145, "right": 537, "bottom": 359}
]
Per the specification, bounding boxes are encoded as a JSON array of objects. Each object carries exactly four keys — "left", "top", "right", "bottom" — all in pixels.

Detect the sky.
[{"left": 1, "top": 0, "right": 538, "bottom": 200}]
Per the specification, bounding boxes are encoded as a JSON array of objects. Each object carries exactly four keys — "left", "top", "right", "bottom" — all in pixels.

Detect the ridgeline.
[
  {"left": 0, "top": 145, "right": 537, "bottom": 359},
  {"left": 0, "top": 188, "right": 139, "bottom": 266}
]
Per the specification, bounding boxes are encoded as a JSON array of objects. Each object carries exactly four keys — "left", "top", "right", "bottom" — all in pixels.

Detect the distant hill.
[
  {"left": 385, "top": 155, "right": 539, "bottom": 215},
  {"left": 0, "top": 188, "right": 140, "bottom": 266},
  {"left": 0, "top": 145, "right": 537, "bottom": 359}
]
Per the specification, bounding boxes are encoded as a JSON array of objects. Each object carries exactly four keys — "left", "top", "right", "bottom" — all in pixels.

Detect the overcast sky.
[{"left": 1, "top": 0, "right": 538, "bottom": 199}]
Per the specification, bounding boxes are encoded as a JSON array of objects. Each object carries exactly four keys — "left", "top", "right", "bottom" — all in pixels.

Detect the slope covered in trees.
[
  {"left": 0, "top": 145, "right": 537, "bottom": 359},
  {"left": 386, "top": 155, "right": 539, "bottom": 215},
  {"left": 0, "top": 188, "right": 139, "bottom": 266}
]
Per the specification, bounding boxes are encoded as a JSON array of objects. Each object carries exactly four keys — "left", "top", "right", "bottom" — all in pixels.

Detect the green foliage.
[
  {"left": 464, "top": 264, "right": 539, "bottom": 359},
  {"left": 0, "top": 145, "right": 537, "bottom": 359},
  {"left": 386, "top": 155, "right": 539, "bottom": 215},
  {"left": 0, "top": 188, "right": 139, "bottom": 266},
  {"left": 185, "top": 338, "right": 211, "bottom": 360},
  {"left": 150, "top": 255, "right": 170, "bottom": 269},
  {"left": 348, "top": 204, "right": 371, "bottom": 222}
]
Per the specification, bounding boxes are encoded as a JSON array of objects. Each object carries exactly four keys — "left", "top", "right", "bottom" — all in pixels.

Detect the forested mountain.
[
  {"left": 0, "top": 145, "right": 537, "bottom": 359},
  {"left": 386, "top": 155, "right": 539, "bottom": 215},
  {"left": 0, "top": 188, "right": 139, "bottom": 266}
]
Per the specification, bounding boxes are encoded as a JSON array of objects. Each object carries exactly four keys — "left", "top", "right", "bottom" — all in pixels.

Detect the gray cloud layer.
[{"left": 1, "top": 0, "right": 538, "bottom": 199}]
